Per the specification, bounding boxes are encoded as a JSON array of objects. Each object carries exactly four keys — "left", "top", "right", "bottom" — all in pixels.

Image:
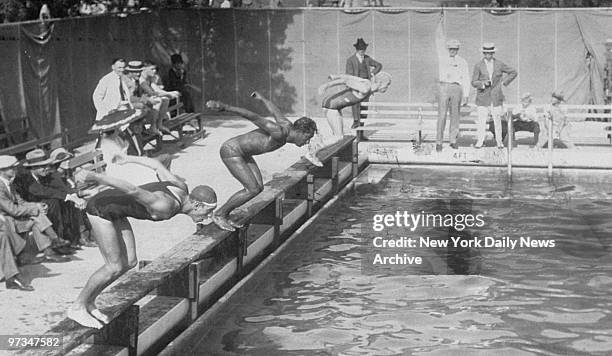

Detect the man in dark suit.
[
  {"left": 15, "top": 149, "right": 86, "bottom": 249},
  {"left": 0, "top": 155, "right": 70, "bottom": 263},
  {"left": 345, "top": 38, "right": 382, "bottom": 129},
  {"left": 471, "top": 42, "right": 517, "bottom": 148}
]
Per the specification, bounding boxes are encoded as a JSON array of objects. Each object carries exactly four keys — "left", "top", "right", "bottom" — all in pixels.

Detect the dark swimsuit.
[
  {"left": 220, "top": 128, "right": 288, "bottom": 159},
  {"left": 86, "top": 181, "right": 184, "bottom": 221},
  {"left": 322, "top": 86, "right": 364, "bottom": 110}
]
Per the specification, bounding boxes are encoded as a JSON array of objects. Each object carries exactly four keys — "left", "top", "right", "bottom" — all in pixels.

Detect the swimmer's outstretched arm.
[
  {"left": 206, "top": 100, "right": 284, "bottom": 139},
  {"left": 251, "top": 91, "right": 291, "bottom": 126},
  {"left": 75, "top": 171, "right": 160, "bottom": 207},
  {"left": 113, "top": 154, "right": 188, "bottom": 192}
]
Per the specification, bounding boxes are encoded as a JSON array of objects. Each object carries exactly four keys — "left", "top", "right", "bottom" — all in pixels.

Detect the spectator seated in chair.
[
  {"left": 14, "top": 148, "right": 96, "bottom": 250},
  {"left": 537, "top": 91, "right": 575, "bottom": 149},
  {"left": 166, "top": 53, "right": 194, "bottom": 113},
  {"left": 488, "top": 92, "right": 540, "bottom": 147},
  {"left": 140, "top": 61, "right": 181, "bottom": 136},
  {"left": 0, "top": 155, "right": 70, "bottom": 263},
  {"left": 51, "top": 148, "right": 98, "bottom": 248},
  {"left": 125, "top": 60, "right": 158, "bottom": 143}
]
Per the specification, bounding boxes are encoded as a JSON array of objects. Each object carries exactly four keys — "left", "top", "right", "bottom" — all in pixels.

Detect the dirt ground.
[{"left": 0, "top": 114, "right": 340, "bottom": 336}]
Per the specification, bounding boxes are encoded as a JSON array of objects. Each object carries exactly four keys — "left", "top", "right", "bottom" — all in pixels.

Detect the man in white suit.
[{"left": 92, "top": 58, "right": 131, "bottom": 121}]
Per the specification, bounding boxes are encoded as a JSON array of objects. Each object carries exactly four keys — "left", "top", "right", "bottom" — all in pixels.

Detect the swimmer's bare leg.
[
  {"left": 214, "top": 156, "right": 263, "bottom": 231},
  {"left": 326, "top": 109, "right": 345, "bottom": 139},
  {"left": 69, "top": 215, "right": 132, "bottom": 329}
]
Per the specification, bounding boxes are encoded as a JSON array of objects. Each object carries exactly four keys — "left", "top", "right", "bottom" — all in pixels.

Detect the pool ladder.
[{"left": 506, "top": 114, "right": 554, "bottom": 180}]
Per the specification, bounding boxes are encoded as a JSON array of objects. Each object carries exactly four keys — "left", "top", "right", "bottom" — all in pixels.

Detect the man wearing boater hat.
[
  {"left": 15, "top": 148, "right": 87, "bottom": 249},
  {"left": 346, "top": 38, "right": 382, "bottom": 129},
  {"left": 0, "top": 155, "right": 70, "bottom": 263},
  {"left": 471, "top": 42, "right": 517, "bottom": 148}
]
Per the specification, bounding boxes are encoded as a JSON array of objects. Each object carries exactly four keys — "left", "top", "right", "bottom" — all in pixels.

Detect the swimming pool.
[{"left": 167, "top": 165, "right": 612, "bottom": 355}]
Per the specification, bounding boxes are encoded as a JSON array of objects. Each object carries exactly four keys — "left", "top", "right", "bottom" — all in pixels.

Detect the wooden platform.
[{"left": 23, "top": 136, "right": 366, "bottom": 356}]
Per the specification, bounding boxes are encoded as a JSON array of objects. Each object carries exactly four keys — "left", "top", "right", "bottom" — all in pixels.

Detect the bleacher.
[{"left": 357, "top": 102, "right": 612, "bottom": 146}]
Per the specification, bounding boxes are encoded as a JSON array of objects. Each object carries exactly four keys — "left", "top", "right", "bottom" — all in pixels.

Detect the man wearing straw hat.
[
  {"left": 471, "top": 42, "right": 517, "bottom": 149},
  {"left": 437, "top": 39, "right": 470, "bottom": 152},
  {"left": 346, "top": 38, "right": 383, "bottom": 129},
  {"left": 0, "top": 155, "right": 70, "bottom": 263},
  {"left": 16, "top": 148, "right": 87, "bottom": 249}
]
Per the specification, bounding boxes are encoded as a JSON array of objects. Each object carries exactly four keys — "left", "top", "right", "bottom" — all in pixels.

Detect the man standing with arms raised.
[
  {"left": 471, "top": 42, "right": 517, "bottom": 149},
  {"left": 346, "top": 38, "right": 382, "bottom": 129},
  {"left": 436, "top": 39, "right": 470, "bottom": 152}
]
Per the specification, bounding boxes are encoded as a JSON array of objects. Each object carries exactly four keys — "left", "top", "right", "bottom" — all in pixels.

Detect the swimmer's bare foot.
[
  {"left": 228, "top": 219, "right": 244, "bottom": 228},
  {"left": 212, "top": 215, "right": 236, "bottom": 231},
  {"left": 206, "top": 100, "right": 225, "bottom": 111},
  {"left": 68, "top": 306, "right": 103, "bottom": 329},
  {"left": 303, "top": 152, "right": 323, "bottom": 167},
  {"left": 87, "top": 304, "right": 110, "bottom": 324}
]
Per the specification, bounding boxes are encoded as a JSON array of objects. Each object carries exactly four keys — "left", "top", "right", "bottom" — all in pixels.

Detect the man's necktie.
[{"left": 119, "top": 79, "right": 126, "bottom": 101}]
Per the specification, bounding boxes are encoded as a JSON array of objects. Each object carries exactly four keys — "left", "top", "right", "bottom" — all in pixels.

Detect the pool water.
[{"left": 182, "top": 166, "right": 612, "bottom": 355}]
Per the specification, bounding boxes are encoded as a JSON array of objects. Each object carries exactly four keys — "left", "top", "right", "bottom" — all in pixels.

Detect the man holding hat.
[
  {"left": 437, "top": 39, "right": 470, "bottom": 152},
  {"left": 0, "top": 155, "right": 70, "bottom": 263},
  {"left": 471, "top": 42, "right": 517, "bottom": 148},
  {"left": 346, "top": 38, "right": 383, "bottom": 129}
]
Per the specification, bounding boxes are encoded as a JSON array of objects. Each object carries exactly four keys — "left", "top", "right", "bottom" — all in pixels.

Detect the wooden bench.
[
  {"left": 142, "top": 97, "right": 206, "bottom": 150},
  {"left": 29, "top": 137, "right": 364, "bottom": 356},
  {"left": 64, "top": 150, "right": 107, "bottom": 192},
  {"left": 358, "top": 102, "right": 612, "bottom": 146}
]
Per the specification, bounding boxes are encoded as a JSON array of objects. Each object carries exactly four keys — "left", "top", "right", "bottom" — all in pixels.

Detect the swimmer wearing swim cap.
[{"left": 67, "top": 154, "right": 217, "bottom": 329}]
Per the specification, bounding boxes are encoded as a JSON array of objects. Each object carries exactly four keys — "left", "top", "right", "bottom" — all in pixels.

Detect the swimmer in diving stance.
[
  {"left": 304, "top": 72, "right": 392, "bottom": 166},
  {"left": 68, "top": 155, "right": 217, "bottom": 329},
  {"left": 206, "top": 91, "right": 317, "bottom": 231}
]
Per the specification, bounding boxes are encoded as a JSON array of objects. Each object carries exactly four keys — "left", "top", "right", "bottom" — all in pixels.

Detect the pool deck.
[
  {"left": 361, "top": 140, "right": 612, "bottom": 169},
  {"left": 0, "top": 115, "right": 350, "bottom": 340}
]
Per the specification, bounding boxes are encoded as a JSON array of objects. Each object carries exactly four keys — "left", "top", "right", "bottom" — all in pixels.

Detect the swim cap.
[
  {"left": 374, "top": 71, "right": 392, "bottom": 87},
  {"left": 190, "top": 185, "right": 217, "bottom": 206}
]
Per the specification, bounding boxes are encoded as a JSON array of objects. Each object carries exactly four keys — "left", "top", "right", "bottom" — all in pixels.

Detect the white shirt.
[
  {"left": 356, "top": 53, "right": 364, "bottom": 63},
  {"left": 519, "top": 105, "right": 538, "bottom": 121},
  {"left": 485, "top": 59, "right": 494, "bottom": 81},
  {"left": 92, "top": 71, "right": 130, "bottom": 121},
  {"left": 439, "top": 54, "right": 470, "bottom": 97}
]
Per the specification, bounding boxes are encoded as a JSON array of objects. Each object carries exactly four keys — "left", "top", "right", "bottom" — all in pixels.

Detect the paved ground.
[{"left": 0, "top": 114, "right": 339, "bottom": 336}]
